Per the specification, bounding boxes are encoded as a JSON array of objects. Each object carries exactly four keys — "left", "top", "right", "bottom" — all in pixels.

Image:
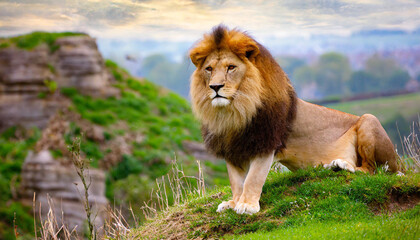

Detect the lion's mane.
[{"left": 190, "top": 25, "right": 297, "bottom": 167}]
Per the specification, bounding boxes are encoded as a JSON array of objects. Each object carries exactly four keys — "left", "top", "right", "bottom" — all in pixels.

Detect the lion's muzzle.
[{"left": 209, "top": 84, "right": 230, "bottom": 107}]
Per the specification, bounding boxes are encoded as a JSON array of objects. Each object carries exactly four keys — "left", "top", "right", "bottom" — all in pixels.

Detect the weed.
[
  {"left": 37, "top": 92, "right": 47, "bottom": 99},
  {"left": 43, "top": 79, "right": 58, "bottom": 94},
  {"left": 0, "top": 42, "right": 10, "bottom": 49},
  {"left": 47, "top": 63, "right": 56, "bottom": 74},
  {"left": 60, "top": 87, "right": 78, "bottom": 97},
  {"left": 68, "top": 136, "right": 96, "bottom": 240}
]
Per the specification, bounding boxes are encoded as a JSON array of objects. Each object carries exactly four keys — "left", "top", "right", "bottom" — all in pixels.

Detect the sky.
[{"left": 1, "top": 0, "right": 420, "bottom": 42}]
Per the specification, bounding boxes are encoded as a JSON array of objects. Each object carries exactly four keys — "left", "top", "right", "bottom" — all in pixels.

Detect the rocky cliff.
[
  {"left": 0, "top": 35, "right": 116, "bottom": 132},
  {"left": 0, "top": 34, "right": 114, "bottom": 235}
]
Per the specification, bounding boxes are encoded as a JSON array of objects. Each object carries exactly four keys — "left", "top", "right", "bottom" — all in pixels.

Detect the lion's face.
[
  {"left": 201, "top": 50, "right": 247, "bottom": 107},
  {"left": 190, "top": 48, "right": 264, "bottom": 134},
  {"left": 189, "top": 26, "right": 293, "bottom": 134}
]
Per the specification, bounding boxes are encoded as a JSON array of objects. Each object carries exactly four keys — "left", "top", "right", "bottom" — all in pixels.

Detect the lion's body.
[
  {"left": 189, "top": 25, "right": 399, "bottom": 215},
  {"left": 277, "top": 99, "right": 398, "bottom": 173}
]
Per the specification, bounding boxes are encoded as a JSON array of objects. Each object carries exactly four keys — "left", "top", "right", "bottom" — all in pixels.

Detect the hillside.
[
  {"left": 132, "top": 167, "right": 420, "bottom": 239},
  {"left": 0, "top": 32, "right": 227, "bottom": 239}
]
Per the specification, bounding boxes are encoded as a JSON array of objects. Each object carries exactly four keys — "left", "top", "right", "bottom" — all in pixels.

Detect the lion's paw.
[
  {"left": 216, "top": 200, "right": 235, "bottom": 213},
  {"left": 234, "top": 202, "right": 260, "bottom": 215},
  {"left": 324, "top": 159, "right": 355, "bottom": 173}
]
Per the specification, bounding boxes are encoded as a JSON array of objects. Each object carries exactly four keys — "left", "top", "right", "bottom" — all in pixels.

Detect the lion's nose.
[{"left": 210, "top": 84, "right": 225, "bottom": 92}]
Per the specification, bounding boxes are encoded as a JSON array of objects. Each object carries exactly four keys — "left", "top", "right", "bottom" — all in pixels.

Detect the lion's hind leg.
[{"left": 355, "top": 114, "right": 399, "bottom": 174}]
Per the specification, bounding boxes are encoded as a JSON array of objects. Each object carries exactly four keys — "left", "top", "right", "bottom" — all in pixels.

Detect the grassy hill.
[{"left": 131, "top": 167, "right": 420, "bottom": 239}]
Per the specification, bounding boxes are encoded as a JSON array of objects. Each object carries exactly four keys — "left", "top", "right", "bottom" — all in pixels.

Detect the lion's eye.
[
  {"left": 227, "top": 65, "right": 236, "bottom": 71},
  {"left": 205, "top": 66, "right": 212, "bottom": 72}
]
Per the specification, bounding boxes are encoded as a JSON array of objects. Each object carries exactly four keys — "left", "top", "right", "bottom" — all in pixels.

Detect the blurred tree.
[
  {"left": 276, "top": 56, "right": 306, "bottom": 77},
  {"left": 365, "top": 54, "right": 399, "bottom": 80},
  {"left": 292, "top": 65, "right": 316, "bottom": 92},
  {"left": 292, "top": 53, "right": 351, "bottom": 99},
  {"left": 387, "top": 69, "right": 410, "bottom": 89},
  {"left": 314, "top": 52, "right": 352, "bottom": 96},
  {"left": 348, "top": 70, "right": 379, "bottom": 94},
  {"left": 348, "top": 55, "right": 411, "bottom": 94}
]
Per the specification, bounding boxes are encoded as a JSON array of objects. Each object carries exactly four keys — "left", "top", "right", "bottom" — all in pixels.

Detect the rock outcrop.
[
  {"left": 0, "top": 34, "right": 114, "bottom": 235},
  {"left": 54, "top": 36, "right": 115, "bottom": 95},
  {"left": 182, "top": 140, "right": 218, "bottom": 162},
  {"left": 20, "top": 150, "right": 108, "bottom": 235},
  {"left": 0, "top": 35, "right": 116, "bottom": 132},
  {"left": 0, "top": 44, "right": 61, "bottom": 131}
]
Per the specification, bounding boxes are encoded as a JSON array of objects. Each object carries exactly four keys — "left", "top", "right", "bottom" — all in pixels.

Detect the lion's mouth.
[
  {"left": 213, "top": 94, "right": 227, "bottom": 99},
  {"left": 211, "top": 95, "right": 230, "bottom": 107}
]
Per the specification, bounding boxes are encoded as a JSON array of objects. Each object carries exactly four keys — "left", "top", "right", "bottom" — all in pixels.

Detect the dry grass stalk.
[
  {"left": 104, "top": 203, "right": 140, "bottom": 237},
  {"left": 68, "top": 136, "right": 97, "bottom": 240},
  {"left": 400, "top": 118, "right": 420, "bottom": 172},
  {"left": 33, "top": 192, "right": 37, "bottom": 240},
  {"left": 13, "top": 212, "right": 18, "bottom": 238},
  {"left": 140, "top": 158, "right": 206, "bottom": 220},
  {"left": 103, "top": 158, "right": 206, "bottom": 238},
  {"left": 37, "top": 195, "right": 78, "bottom": 239},
  {"left": 104, "top": 207, "right": 132, "bottom": 239}
]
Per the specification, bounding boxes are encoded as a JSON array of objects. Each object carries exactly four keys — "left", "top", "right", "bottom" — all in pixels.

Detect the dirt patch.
[{"left": 369, "top": 189, "right": 420, "bottom": 215}]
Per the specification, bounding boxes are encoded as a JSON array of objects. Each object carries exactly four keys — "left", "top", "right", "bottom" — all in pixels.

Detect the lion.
[{"left": 189, "top": 25, "right": 400, "bottom": 215}]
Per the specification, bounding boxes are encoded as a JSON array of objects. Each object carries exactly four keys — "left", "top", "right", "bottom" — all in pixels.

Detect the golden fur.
[{"left": 189, "top": 25, "right": 399, "bottom": 215}]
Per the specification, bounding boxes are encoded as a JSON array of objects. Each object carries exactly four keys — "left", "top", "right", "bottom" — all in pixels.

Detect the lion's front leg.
[
  {"left": 217, "top": 161, "right": 247, "bottom": 212},
  {"left": 234, "top": 152, "right": 274, "bottom": 215}
]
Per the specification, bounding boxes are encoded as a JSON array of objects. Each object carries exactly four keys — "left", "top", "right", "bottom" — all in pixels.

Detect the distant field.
[{"left": 325, "top": 93, "right": 420, "bottom": 123}]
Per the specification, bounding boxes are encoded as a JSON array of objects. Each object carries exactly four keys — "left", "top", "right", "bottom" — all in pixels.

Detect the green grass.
[
  {"left": 234, "top": 209, "right": 420, "bottom": 240},
  {"left": 0, "top": 127, "right": 40, "bottom": 240},
  {"left": 0, "top": 31, "right": 85, "bottom": 52},
  {"left": 133, "top": 167, "right": 420, "bottom": 239}
]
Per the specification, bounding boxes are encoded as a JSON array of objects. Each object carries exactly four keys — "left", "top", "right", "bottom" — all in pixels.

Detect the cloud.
[
  {"left": 76, "top": 1, "right": 140, "bottom": 26},
  {"left": 0, "top": 0, "right": 419, "bottom": 41}
]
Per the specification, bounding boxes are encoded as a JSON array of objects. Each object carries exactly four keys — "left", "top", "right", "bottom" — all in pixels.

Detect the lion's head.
[
  {"left": 189, "top": 25, "right": 294, "bottom": 135},
  {"left": 189, "top": 25, "right": 296, "bottom": 166}
]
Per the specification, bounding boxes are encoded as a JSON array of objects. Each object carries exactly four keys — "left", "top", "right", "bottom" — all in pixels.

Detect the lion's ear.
[
  {"left": 243, "top": 42, "right": 259, "bottom": 61},
  {"left": 230, "top": 36, "right": 260, "bottom": 61},
  {"left": 189, "top": 50, "right": 206, "bottom": 67},
  {"left": 245, "top": 47, "right": 258, "bottom": 60},
  {"left": 189, "top": 41, "right": 212, "bottom": 67}
]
